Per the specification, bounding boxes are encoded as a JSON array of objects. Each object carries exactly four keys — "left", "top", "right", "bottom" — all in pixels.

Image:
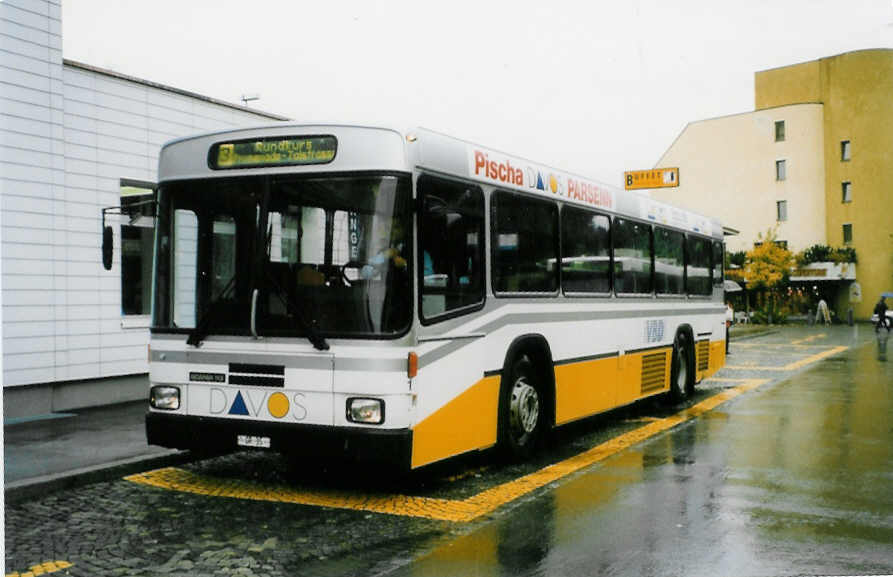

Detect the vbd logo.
[{"left": 644, "top": 319, "right": 665, "bottom": 344}]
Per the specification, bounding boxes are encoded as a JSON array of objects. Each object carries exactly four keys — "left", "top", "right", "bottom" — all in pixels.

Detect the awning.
[{"left": 789, "top": 261, "right": 856, "bottom": 283}]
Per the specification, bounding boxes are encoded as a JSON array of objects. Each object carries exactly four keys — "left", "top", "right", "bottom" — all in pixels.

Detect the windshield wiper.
[
  {"left": 263, "top": 271, "right": 329, "bottom": 351},
  {"left": 186, "top": 276, "right": 236, "bottom": 347}
]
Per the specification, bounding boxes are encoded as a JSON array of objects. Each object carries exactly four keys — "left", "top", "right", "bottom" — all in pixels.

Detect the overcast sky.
[{"left": 61, "top": 0, "right": 893, "bottom": 186}]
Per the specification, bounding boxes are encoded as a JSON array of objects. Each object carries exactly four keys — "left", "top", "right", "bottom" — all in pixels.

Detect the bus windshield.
[{"left": 152, "top": 174, "right": 413, "bottom": 341}]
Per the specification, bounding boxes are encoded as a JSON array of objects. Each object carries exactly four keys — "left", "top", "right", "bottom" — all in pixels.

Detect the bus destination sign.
[{"left": 210, "top": 135, "right": 337, "bottom": 169}]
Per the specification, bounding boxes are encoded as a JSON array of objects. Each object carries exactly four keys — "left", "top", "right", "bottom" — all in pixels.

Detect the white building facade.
[{"left": 1, "top": 0, "right": 287, "bottom": 418}]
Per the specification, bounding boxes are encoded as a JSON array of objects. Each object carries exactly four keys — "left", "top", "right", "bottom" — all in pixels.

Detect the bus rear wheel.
[
  {"left": 669, "top": 332, "right": 694, "bottom": 402},
  {"left": 499, "top": 355, "right": 544, "bottom": 459}
]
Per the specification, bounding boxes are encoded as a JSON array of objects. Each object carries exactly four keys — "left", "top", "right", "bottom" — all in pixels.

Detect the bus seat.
[{"left": 297, "top": 265, "right": 325, "bottom": 286}]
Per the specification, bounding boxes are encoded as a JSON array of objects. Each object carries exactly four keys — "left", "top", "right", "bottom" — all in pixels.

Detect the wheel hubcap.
[{"left": 510, "top": 377, "right": 539, "bottom": 436}]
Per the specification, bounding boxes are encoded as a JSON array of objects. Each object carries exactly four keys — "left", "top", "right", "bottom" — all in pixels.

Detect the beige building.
[{"left": 653, "top": 49, "right": 893, "bottom": 320}]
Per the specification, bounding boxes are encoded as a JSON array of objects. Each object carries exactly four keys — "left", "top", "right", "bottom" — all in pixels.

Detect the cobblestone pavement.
[{"left": 5, "top": 325, "right": 875, "bottom": 577}]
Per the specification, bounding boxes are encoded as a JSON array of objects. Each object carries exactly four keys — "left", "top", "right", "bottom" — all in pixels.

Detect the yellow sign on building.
[{"left": 624, "top": 167, "right": 679, "bottom": 190}]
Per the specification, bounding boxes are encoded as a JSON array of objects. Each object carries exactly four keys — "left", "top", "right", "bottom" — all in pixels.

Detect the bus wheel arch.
[
  {"left": 669, "top": 325, "right": 695, "bottom": 402},
  {"left": 497, "top": 335, "right": 555, "bottom": 459}
]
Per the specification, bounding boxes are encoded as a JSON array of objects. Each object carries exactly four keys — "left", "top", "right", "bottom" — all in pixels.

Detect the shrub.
[
  {"left": 830, "top": 246, "right": 857, "bottom": 264},
  {"left": 726, "top": 250, "right": 747, "bottom": 268},
  {"left": 796, "top": 244, "right": 857, "bottom": 266}
]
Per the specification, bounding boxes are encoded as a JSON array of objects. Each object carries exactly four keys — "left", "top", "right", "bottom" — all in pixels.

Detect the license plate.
[{"left": 237, "top": 435, "right": 271, "bottom": 449}]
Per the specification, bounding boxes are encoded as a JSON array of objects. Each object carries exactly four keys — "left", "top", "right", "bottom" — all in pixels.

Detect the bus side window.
[
  {"left": 491, "top": 191, "right": 559, "bottom": 294},
  {"left": 654, "top": 226, "right": 685, "bottom": 296},
  {"left": 686, "top": 236, "right": 713, "bottom": 296},
  {"left": 418, "top": 176, "right": 484, "bottom": 322},
  {"left": 561, "top": 207, "right": 610, "bottom": 294},
  {"left": 713, "top": 240, "right": 724, "bottom": 287},
  {"left": 613, "top": 218, "right": 653, "bottom": 295}
]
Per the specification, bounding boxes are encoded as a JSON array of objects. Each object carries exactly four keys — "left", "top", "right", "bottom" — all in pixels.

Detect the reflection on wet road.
[
  {"left": 7, "top": 328, "right": 890, "bottom": 576},
  {"left": 393, "top": 331, "right": 893, "bottom": 577}
]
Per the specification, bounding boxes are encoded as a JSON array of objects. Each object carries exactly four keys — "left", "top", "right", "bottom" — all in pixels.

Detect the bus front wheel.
[
  {"left": 669, "top": 332, "right": 694, "bottom": 402},
  {"left": 499, "top": 354, "right": 544, "bottom": 459}
]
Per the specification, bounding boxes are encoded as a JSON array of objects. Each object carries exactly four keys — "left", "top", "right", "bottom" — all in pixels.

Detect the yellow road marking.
[
  {"left": 791, "top": 333, "right": 826, "bottom": 345},
  {"left": 127, "top": 378, "right": 769, "bottom": 523},
  {"left": 5, "top": 561, "right": 72, "bottom": 577},
  {"left": 623, "top": 416, "right": 663, "bottom": 423},
  {"left": 126, "top": 467, "right": 480, "bottom": 522},
  {"left": 782, "top": 345, "right": 848, "bottom": 370},
  {"left": 724, "top": 365, "right": 792, "bottom": 370},
  {"left": 734, "top": 342, "right": 817, "bottom": 349},
  {"left": 726, "top": 344, "right": 848, "bottom": 372}
]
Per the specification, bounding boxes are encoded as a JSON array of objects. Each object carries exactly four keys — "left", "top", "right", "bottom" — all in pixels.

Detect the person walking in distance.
[
  {"left": 875, "top": 296, "right": 891, "bottom": 332},
  {"left": 816, "top": 298, "right": 831, "bottom": 326},
  {"left": 725, "top": 301, "right": 734, "bottom": 355}
]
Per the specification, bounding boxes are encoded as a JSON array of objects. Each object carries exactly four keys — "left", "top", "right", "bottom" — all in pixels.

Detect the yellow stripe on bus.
[
  {"left": 410, "top": 375, "right": 501, "bottom": 469},
  {"left": 555, "top": 348, "right": 673, "bottom": 426},
  {"left": 412, "top": 342, "right": 725, "bottom": 467},
  {"left": 554, "top": 356, "right": 619, "bottom": 425},
  {"left": 710, "top": 340, "right": 726, "bottom": 375}
]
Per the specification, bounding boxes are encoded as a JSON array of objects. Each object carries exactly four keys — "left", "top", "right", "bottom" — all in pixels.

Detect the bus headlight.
[
  {"left": 150, "top": 385, "right": 180, "bottom": 410},
  {"left": 346, "top": 398, "right": 384, "bottom": 424}
]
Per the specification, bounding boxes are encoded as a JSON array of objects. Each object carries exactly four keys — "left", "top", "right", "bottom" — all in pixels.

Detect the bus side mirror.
[{"left": 102, "top": 226, "right": 113, "bottom": 270}]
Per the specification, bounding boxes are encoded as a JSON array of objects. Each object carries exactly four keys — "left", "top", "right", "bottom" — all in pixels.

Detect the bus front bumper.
[{"left": 146, "top": 412, "right": 412, "bottom": 469}]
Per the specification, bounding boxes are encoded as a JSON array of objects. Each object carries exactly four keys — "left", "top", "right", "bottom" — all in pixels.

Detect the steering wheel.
[{"left": 340, "top": 261, "right": 365, "bottom": 286}]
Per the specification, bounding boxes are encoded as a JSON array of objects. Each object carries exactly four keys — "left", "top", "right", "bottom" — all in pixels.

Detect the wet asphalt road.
[
  {"left": 5, "top": 326, "right": 892, "bottom": 576},
  {"left": 389, "top": 327, "right": 893, "bottom": 576}
]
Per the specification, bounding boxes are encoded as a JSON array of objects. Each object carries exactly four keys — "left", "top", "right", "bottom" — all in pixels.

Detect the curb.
[
  {"left": 731, "top": 328, "right": 779, "bottom": 341},
  {"left": 4, "top": 450, "right": 195, "bottom": 505}
]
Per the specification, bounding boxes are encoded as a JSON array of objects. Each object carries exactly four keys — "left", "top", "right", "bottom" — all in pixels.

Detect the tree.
[{"left": 745, "top": 228, "right": 793, "bottom": 323}]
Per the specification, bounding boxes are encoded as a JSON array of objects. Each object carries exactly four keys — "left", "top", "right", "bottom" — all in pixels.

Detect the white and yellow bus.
[{"left": 144, "top": 124, "right": 727, "bottom": 469}]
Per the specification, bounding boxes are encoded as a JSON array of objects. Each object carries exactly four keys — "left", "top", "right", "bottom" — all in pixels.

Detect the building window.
[
  {"left": 843, "top": 223, "right": 853, "bottom": 244},
  {"left": 775, "top": 159, "right": 786, "bottom": 181},
  {"left": 773, "top": 240, "right": 788, "bottom": 250},
  {"left": 774, "top": 120, "right": 785, "bottom": 142},
  {"left": 842, "top": 181, "right": 852, "bottom": 203},
  {"left": 120, "top": 180, "right": 156, "bottom": 316},
  {"left": 841, "top": 140, "right": 851, "bottom": 161},
  {"left": 776, "top": 200, "right": 788, "bottom": 222}
]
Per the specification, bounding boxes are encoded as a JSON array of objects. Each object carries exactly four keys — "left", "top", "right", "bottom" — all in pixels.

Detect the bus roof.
[
  {"left": 158, "top": 123, "right": 723, "bottom": 239},
  {"left": 409, "top": 127, "right": 722, "bottom": 239}
]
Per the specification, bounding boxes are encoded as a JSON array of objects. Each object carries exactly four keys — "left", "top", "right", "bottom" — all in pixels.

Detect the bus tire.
[
  {"left": 669, "top": 331, "right": 694, "bottom": 402},
  {"left": 499, "top": 354, "right": 545, "bottom": 460}
]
